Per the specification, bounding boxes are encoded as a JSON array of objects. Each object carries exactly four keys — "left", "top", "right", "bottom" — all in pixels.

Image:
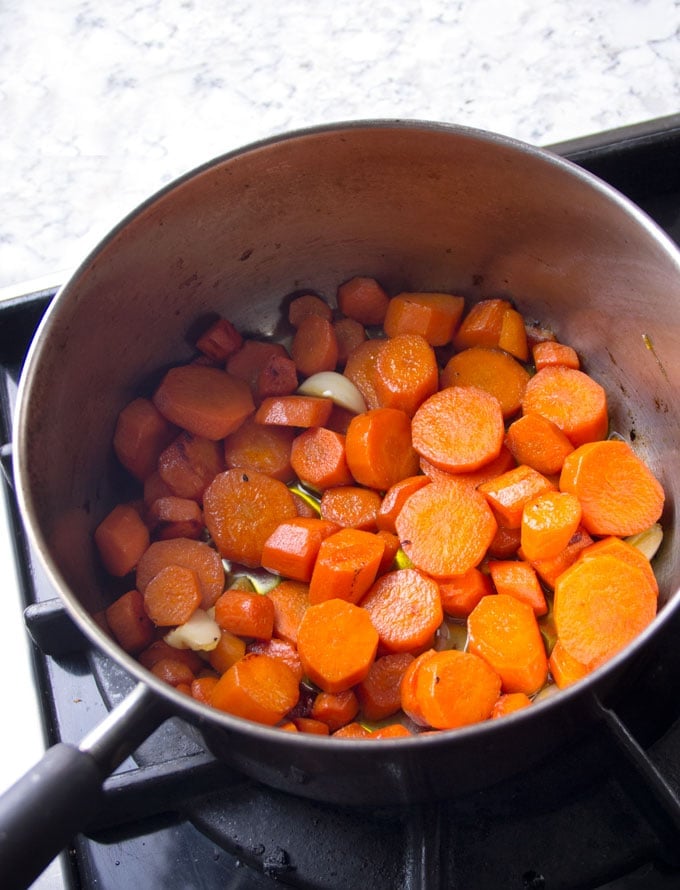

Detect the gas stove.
[{"left": 2, "top": 116, "right": 680, "bottom": 890}]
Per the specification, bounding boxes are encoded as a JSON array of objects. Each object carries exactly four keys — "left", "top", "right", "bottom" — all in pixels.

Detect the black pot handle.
[{"left": 0, "top": 682, "right": 167, "bottom": 890}]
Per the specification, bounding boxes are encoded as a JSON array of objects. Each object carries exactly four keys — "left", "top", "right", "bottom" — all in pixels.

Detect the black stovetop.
[{"left": 2, "top": 116, "right": 680, "bottom": 890}]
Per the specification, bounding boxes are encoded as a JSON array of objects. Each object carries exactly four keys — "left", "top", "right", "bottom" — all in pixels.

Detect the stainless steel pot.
[{"left": 3, "top": 120, "right": 680, "bottom": 888}]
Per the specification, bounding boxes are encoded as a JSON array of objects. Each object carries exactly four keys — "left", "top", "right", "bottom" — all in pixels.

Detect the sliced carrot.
[
  {"left": 147, "top": 496, "right": 204, "bottom": 541},
  {"left": 136, "top": 537, "right": 225, "bottom": 609},
  {"left": 105, "top": 589, "right": 155, "bottom": 654},
  {"left": 411, "top": 385, "right": 504, "bottom": 473},
  {"left": 376, "top": 475, "right": 431, "bottom": 534},
  {"left": 332, "top": 722, "right": 371, "bottom": 739},
  {"left": 505, "top": 412, "right": 574, "bottom": 477},
  {"left": 293, "top": 717, "right": 330, "bottom": 735},
  {"left": 247, "top": 637, "right": 304, "bottom": 681},
  {"left": 488, "top": 559, "right": 547, "bottom": 617},
  {"left": 355, "top": 652, "right": 415, "bottom": 721},
  {"left": 153, "top": 364, "right": 255, "bottom": 440},
  {"left": 291, "top": 314, "right": 339, "bottom": 377},
  {"left": 467, "top": 593, "right": 548, "bottom": 695},
  {"left": 157, "top": 432, "right": 225, "bottom": 502},
  {"left": 403, "top": 648, "right": 501, "bottom": 730},
  {"left": 195, "top": 316, "right": 243, "bottom": 362},
  {"left": 373, "top": 333, "right": 439, "bottom": 417},
  {"left": 214, "top": 589, "right": 275, "bottom": 639},
  {"left": 532, "top": 340, "right": 580, "bottom": 371},
  {"left": 578, "top": 535, "right": 658, "bottom": 596},
  {"left": 296, "top": 598, "right": 379, "bottom": 693},
  {"left": 439, "top": 567, "right": 493, "bottom": 619},
  {"left": 226, "top": 339, "right": 290, "bottom": 398},
  {"left": 336, "top": 276, "right": 390, "bottom": 326},
  {"left": 333, "top": 317, "right": 367, "bottom": 366},
  {"left": 452, "top": 298, "right": 511, "bottom": 350},
  {"left": 376, "top": 529, "right": 401, "bottom": 573},
  {"left": 138, "top": 638, "right": 205, "bottom": 674},
  {"left": 553, "top": 552, "right": 657, "bottom": 670},
  {"left": 526, "top": 525, "right": 594, "bottom": 589},
  {"left": 491, "top": 692, "right": 532, "bottom": 719},
  {"left": 308, "top": 528, "right": 385, "bottom": 604},
  {"left": 210, "top": 653, "right": 300, "bottom": 725},
  {"left": 420, "top": 444, "right": 516, "bottom": 491},
  {"left": 498, "top": 306, "right": 529, "bottom": 362},
  {"left": 288, "top": 293, "right": 333, "bottom": 327},
  {"left": 440, "top": 348, "right": 530, "bottom": 419},
  {"left": 208, "top": 629, "right": 247, "bottom": 674},
  {"left": 520, "top": 365, "right": 608, "bottom": 447},
  {"left": 345, "top": 407, "right": 419, "bottom": 491},
  {"left": 256, "top": 351, "right": 299, "bottom": 402},
  {"left": 311, "top": 689, "right": 360, "bottom": 732},
  {"left": 383, "top": 292, "right": 465, "bottom": 346},
  {"left": 290, "top": 427, "right": 354, "bottom": 491},
  {"left": 254, "top": 394, "right": 334, "bottom": 428},
  {"left": 113, "top": 397, "right": 178, "bottom": 481},
  {"left": 487, "top": 524, "right": 522, "bottom": 559},
  {"left": 143, "top": 470, "right": 173, "bottom": 510},
  {"left": 95, "top": 503, "right": 150, "bottom": 577},
  {"left": 520, "top": 490, "right": 582, "bottom": 562},
  {"left": 548, "top": 640, "right": 590, "bottom": 689},
  {"left": 191, "top": 675, "right": 220, "bottom": 704},
  {"left": 151, "top": 657, "right": 196, "bottom": 688},
  {"left": 262, "top": 518, "right": 340, "bottom": 582},
  {"left": 478, "top": 464, "right": 555, "bottom": 529},
  {"left": 268, "top": 579, "right": 310, "bottom": 644},
  {"left": 369, "top": 724, "right": 414, "bottom": 739},
  {"left": 203, "top": 468, "right": 298, "bottom": 568},
  {"left": 559, "top": 439, "right": 665, "bottom": 536},
  {"left": 342, "top": 338, "right": 386, "bottom": 411},
  {"left": 360, "top": 567, "right": 443, "bottom": 654},
  {"left": 319, "top": 486, "right": 383, "bottom": 531},
  {"left": 142, "top": 563, "right": 202, "bottom": 626},
  {"left": 396, "top": 479, "right": 498, "bottom": 578},
  {"left": 223, "top": 416, "right": 295, "bottom": 483}
]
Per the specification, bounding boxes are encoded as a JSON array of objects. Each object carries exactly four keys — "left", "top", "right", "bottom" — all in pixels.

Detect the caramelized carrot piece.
[
  {"left": 203, "top": 468, "right": 298, "bottom": 568},
  {"left": 311, "top": 689, "right": 360, "bottom": 732},
  {"left": 553, "top": 552, "right": 657, "bottom": 670},
  {"left": 256, "top": 351, "right": 299, "bottom": 401},
  {"left": 373, "top": 333, "right": 438, "bottom": 417},
  {"left": 143, "top": 563, "right": 202, "bottom": 626},
  {"left": 153, "top": 364, "right": 255, "bottom": 440},
  {"left": 376, "top": 475, "right": 431, "bottom": 534},
  {"left": 95, "top": 503, "right": 150, "bottom": 577},
  {"left": 308, "top": 528, "right": 385, "bottom": 604},
  {"left": 360, "top": 568, "right": 443, "bottom": 654},
  {"left": 440, "top": 348, "right": 530, "bottom": 419},
  {"left": 356, "top": 652, "right": 415, "bottom": 721},
  {"left": 113, "top": 397, "right": 178, "bottom": 481},
  {"left": 290, "top": 426, "right": 354, "bottom": 491},
  {"left": 520, "top": 366, "right": 608, "bottom": 446},
  {"left": 147, "top": 496, "right": 204, "bottom": 541},
  {"left": 262, "top": 518, "right": 340, "bottom": 582},
  {"left": 105, "top": 589, "right": 155, "bottom": 654},
  {"left": 195, "top": 316, "right": 243, "bottom": 361},
  {"left": 532, "top": 340, "right": 580, "bottom": 371},
  {"left": 288, "top": 293, "right": 333, "bottom": 327},
  {"left": 498, "top": 307, "right": 529, "bottom": 362},
  {"left": 343, "top": 338, "right": 386, "bottom": 410},
  {"left": 214, "top": 589, "right": 275, "bottom": 639},
  {"left": 333, "top": 317, "right": 367, "bottom": 366},
  {"left": 452, "top": 298, "right": 511, "bottom": 350},
  {"left": 526, "top": 525, "right": 594, "bottom": 589},
  {"left": 488, "top": 559, "right": 547, "bottom": 617},
  {"left": 293, "top": 717, "right": 330, "bottom": 735},
  {"left": 296, "top": 598, "right": 379, "bottom": 693},
  {"left": 548, "top": 640, "right": 590, "bottom": 689},
  {"left": 254, "top": 394, "right": 334, "bottom": 428},
  {"left": 210, "top": 653, "right": 300, "bottom": 725},
  {"left": 478, "top": 464, "right": 555, "bottom": 529},
  {"left": 467, "top": 594, "right": 548, "bottom": 695},
  {"left": 337, "top": 276, "right": 390, "bottom": 326},
  {"left": 395, "top": 479, "right": 498, "bottom": 578},
  {"left": 559, "top": 439, "right": 665, "bottom": 536},
  {"left": 376, "top": 529, "right": 401, "bottom": 573},
  {"left": 151, "top": 657, "right": 196, "bottom": 688},
  {"left": 291, "top": 314, "right": 339, "bottom": 377},
  {"left": 439, "top": 567, "right": 493, "bottom": 619},
  {"left": 137, "top": 537, "right": 224, "bottom": 609},
  {"left": 138, "top": 638, "right": 205, "bottom": 674},
  {"left": 383, "top": 292, "right": 465, "bottom": 346},
  {"left": 487, "top": 524, "right": 522, "bottom": 559},
  {"left": 268, "top": 579, "right": 310, "bottom": 644},
  {"left": 505, "top": 412, "right": 574, "bottom": 476},
  {"left": 520, "top": 490, "right": 582, "bottom": 562},
  {"left": 208, "top": 629, "right": 247, "bottom": 674},
  {"left": 491, "top": 692, "right": 532, "bottom": 718},
  {"left": 191, "top": 675, "right": 220, "bottom": 704},
  {"left": 157, "top": 432, "right": 225, "bottom": 502},
  {"left": 226, "top": 340, "right": 290, "bottom": 398},
  {"left": 247, "top": 637, "right": 304, "bottom": 681},
  {"left": 345, "top": 407, "right": 419, "bottom": 490},
  {"left": 319, "top": 486, "right": 383, "bottom": 531},
  {"left": 411, "top": 385, "right": 504, "bottom": 473},
  {"left": 223, "top": 416, "right": 295, "bottom": 483}
]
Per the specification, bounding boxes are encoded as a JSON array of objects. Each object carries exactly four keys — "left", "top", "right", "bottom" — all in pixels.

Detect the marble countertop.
[{"left": 1, "top": 0, "right": 679, "bottom": 293}]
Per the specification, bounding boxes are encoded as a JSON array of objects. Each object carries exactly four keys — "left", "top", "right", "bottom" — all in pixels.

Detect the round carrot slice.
[
  {"left": 345, "top": 407, "right": 419, "bottom": 491},
  {"left": 360, "top": 568, "right": 443, "bottom": 654},
  {"left": 440, "top": 347, "right": 530, "bottom": 419},
  {"left": 521, "top": 366, "right": 608, "bottom": 446},
  {"left": 210, "top": 653, "right": 300, "bottom": 726}
]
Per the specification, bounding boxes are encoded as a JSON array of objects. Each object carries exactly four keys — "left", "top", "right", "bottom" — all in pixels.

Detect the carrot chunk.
[
  {"left": 95, "top": 503, "right": 150, "bottom": 577},
  {"left": 191, "top": 675, "right": 220, "bottom": 704},
  {"left": 247, "top": 637, "right": 304, "bottom": 681},
  {"left": 223, "top": 416, "right": 295, "bottom": 483},
  {"left": 291, "top": 314, "right": 339, "bottom": 377},
  {"left": 210, "top": 653, "right": 300, "bottom": 725},
  {"left": 360, "top": 568, "right": 443, "bottom": 654},
  {"left": 356, "top": 652, "right": 415, "bottom": 721},
  {"left": 105, "top": 589, "right": 155, "bottom": 654},
  {"left": 440, "top": 348, "right": 530, "bottom": 419},
  {"left": 143, "top": 563, "right": 202, "bottom": 626},
  {"left": 520, "top": 490, "right": 582, "bottom": 562},
  {"left": 579, "top": 535, "right": 658, "bottom": 596},
  {"left": 226, "top": 340, "right": 290, "bottom": 398},
  {"left": 520, "top": 365, "right": 608, "bottom": 446},
  {"left": 153, "top": 364, "right": 255, "bottom": 440},
  {"left": 452, "top": 298, "right": 511, "bottom": 350},
  {"left": 296, "top": 599, "right": 379, "bottom": 693},
  {"left": 376, "top": 475, "right": 431, "bottom": 534},
  {"left": 319, "top": 486, "right": 383, "bottom": 531},
  {"left": 268, "top": 579, "right": 310, "bottom": 644},
  {"left": 487, "top": 524, "right": 522, "bottom": 559},
  {"left": 345, "top": 407, "right": 419, "bottom": 490},
  {"left": 208, "top": 629, "right": 247, "bottom": 674},
  {"left": 526, "top": 525, "right": 594, "bottom": 589},
  {"left": 147, "top": 496, "right": 204, "bottom": 541},
  {"left": 195, "top": 317, "right": 243, "bottom": 362},
  {"left": 383, "top": 292, "right": 465, "bottom": 346},
  {"left": 505, "top": 412, "right": 574, "bottom": 477},
  {"left": 136, "top": 537, "right": 225, "bottom": 610},
  {"left": 288, "top": 293, "right": 333, "bottom": 327},
  {"left": 467, "top": 594, "right": 548, "bottom": 695},
  {"left": 254, "top": 395, "right": 334, "bottom": 428},
  {"left": 138, "top": 638, "right": 205, "bottom": 674},
  {"left": 256, "top": 352, "right": 299, "bottom": 402},
  {"left": 293, "top": 717, "right": 330, "bottom": 735},
  {"left": 488, "top": 559, "right": 547, "bottom": 617},
  {"left": 158, "top": 432, "right": 225, "bottom": 502},
  {"left": 343, "top": 338, "right": 386, "bottom": 411},
  {"left": 376, "top": 529, "right": 401, "bottom": 573},
  {"left": 532, "top": 340, "right": 580, "bottom": 371},
  {"left": 491, "top": 692, "right": 533, "bottom": 718},
  {"left": 262, "top": 518, "right": 339, "bottom": 582},
  {"left": 113, "top": 397, "right": 178, "bottom": 481},
  {"left": 151, "top": 657, "right": 196, "bottom": 688},
  {"left": 337, "top": 276, "right": 390, "bottom": 326},
  {"left": 373, "top": 333, "right": 439, "bottom": 417},
  {"left": 290, "top": 426, "right": 354, "bottom": 491},
  {"left": 498, "top": 307, "right": 529, "bottom": 362},
  {"left": 333, "top": 317, "right": 367, "bottom": 366},
  {"left": 214, "top": 589, "right": 275, "bottom": 639},
  {"left": 439, "top": 567, "right": 494, "bottom": 619},
  {"left": 559, "top": 439, "right": 665, "bottom": 537},
  {"left": 548, "top": 640, "right": 590, "bottom": 689},
  {"left": 479, "top": 464, "right": 555, "bottom": 529},
  {"left": 311, "top": 689, "right": 360, "bottom": 732},
  {"left": 308, "top": 528, "right": 385, "bottom": 604},
  {"left": 411, "top": 385, "right": 504, "bottom": 474}
]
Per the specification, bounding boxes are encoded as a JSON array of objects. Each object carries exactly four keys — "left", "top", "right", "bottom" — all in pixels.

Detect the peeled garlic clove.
[
  {"left": 297, "top": 371, "right": 367, "bottom": 414},
  {"left": 165, "top": 609, "right": 221, "bottom": 652},
  {"left": 625, "top": 523, "right": 663, "bottom": 561}
]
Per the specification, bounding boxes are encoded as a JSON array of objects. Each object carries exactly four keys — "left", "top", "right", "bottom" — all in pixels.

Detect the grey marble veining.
[{"left": 1, "top": 0, "right": 679, "bottom": 290}]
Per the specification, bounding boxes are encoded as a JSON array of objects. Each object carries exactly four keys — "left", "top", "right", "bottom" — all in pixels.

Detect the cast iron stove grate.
[{"left": 2, "top": 116, "right": 680, "bottom": 890}]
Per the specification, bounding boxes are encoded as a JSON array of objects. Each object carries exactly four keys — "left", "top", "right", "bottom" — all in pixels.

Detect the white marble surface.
[{"left": 1, "top": 0, "right": 680, "bottom": 292}]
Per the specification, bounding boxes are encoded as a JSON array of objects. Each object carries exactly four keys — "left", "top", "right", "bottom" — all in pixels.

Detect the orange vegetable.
[
  {"left": 319, "top": 486, "right": 383, "bottom": 531},
  {"left": 491, "top": 692, "right": 532, "bottom": 718},
  {"left": 488, "top": 559, "right": 547, "bottom": 617},
  {"left": 526, "top": 525, "right": 594, "bottom": 589},
  {"left": 113, "top": 397, "right": 178, "bottom": 481},
  {"left": 376, "top": 475, "right": 431, "bottom": 534},
  {"left": 375, "top": 529, "right": 401, "bottom": 572},
  {"left": 383, "top": 292, "right": 465, "bottom": 346},
  {"left": 262, "top": 518, "right": 340, "bottom": 582},
  {"left": 333, "top": 317, "right": 367, "bottom": 366},
  {"left": 559, "top": 439, "right": 665, "bottom": 536},
  {"left": 203, "top": 468, "right": 298, "bottom": 568},
  {"left": 553, "top": 552, "right": 657, "bottom": 670},
  {"left": 578, "top": 535, "right": 658, "bottom": 596},
  {"left": 293, "top": 717, "right": 330, "bottom": 735},
  {"left": 420, "top": 444, "right": 516, "bottom": 492},
  {"left": 143, "top": 470, "right": 173, "bottom": 509},
  {"left": 226, "top": 339, "right": 290, "bottom": 398},
  {"left": 505, "top": 412, "right": 574, "bottom": 477},
  {"left": 332, "top": 722, "right": 371, "bottom": 739},
  {"left": 396, "top": 479, "right": 498, "bottom": 577},
  {"left": 157, "top": 432, "right": 225, "bottom": 502},
  {"left": 452, "top": 298, "right": 511, "bottom": 350},
  {"left": 478, "top": 464, "right": 555, "bottom": 529},
  {"left": 548, "top": 640, "right": 590, "bottom": 689},
  {"left": 336, "top": 276, "right": 390, "bottom": 326},
  {"left": 105, "top": 589, "right": 155, "bottom": 654},
  {"left": 520, "top": 490, "right": 582, "bottom": 562},
  {"left": 288, "top": 293, "right": 333, "bottom": 327},
  {"left": 498, "top": 306, "right": 529, "bottom": 362},
  {"left": 223, "top": 416, "right": 295, "bottom": 483},
  {"left": 95, "top": 503, "right": 150, "bottom": 577},
  {"left": 147, "top": 496, "right": 204, "bottom": 541},
  {"left": 355, "top": 652, "right": 415, "bottom": 721},
  {"left": 195, "top": 316, "right": 243, "bottom": 361},
  {"left": 467, "top": 593, "right": 548, "bottom": 695},
  {"left": 290, "top": 426, "right": 354, "bottom": 490},
  {"left": 291, "top": 314, "right": 339, "bottom": 377},
  {"left": 487, "top": 524, "right": 522, "bottom": 559},
  {"left": 308, "top": 528, "right": 385, "bottom": 604},
  {"left": 151, "top": 657, "right": 196, "bottom": 688},
  {"left": 532, "top": 340, "right": 580, "bottom": 370},
  {"left": 267, "top": 579, "right": 310, "bottom": 644},
  {"left": 296, "top": 598, "right": 379, "bottom": 693},
  {"left": 440, "top": 348, "right": 530, "bottom": 419},
  {"left": 136, "top": 537, "right": 225, "bottom": 609},
  {"left": 254, "top": 394, "right": 334, "bottom": 428},
  {"left": 369, "top": 724, "right": 414, "bottom": 739},
  {"left": 210, "top": 653, "right": 300, "bottom": 725},
  {"left": 345, "top": 407, "right": 419, "bottom": 490},
  {"left": 143, "top": 563, "right": 202, "bottom": 626},
  {"left": 191, "top": 675, "right": 220, "bottom": 704},
  {"left": 343, "top": 338, "right": 386, "bottom": 410},
  {"left": 411, "top": 385, "right": 504, "bottom": 473},
  {"left": 520, "top": 365, "right": 608, "bottom": 447},
  {"left": 138, "top": 639, "right": 205, "bottom": 674},
  {"left": 373, "top": 333, "right": 439, "bottom": 417},
  {"left": 153, "top": 364, "right": 255, "bottom": 440},
  {"left": 256, "top": 351, "right": 299, "bottom": 402},
  {"left": 214, "top": 589, "right": 275, "bottom": 639},
  {"left": 360, "top": 568, "right": 443, "bottom": 654},
  {"left": 439, "top": 567, "right": 494, "bottom": 619},
  {"left": 208, "top": 629, "right": 247, "bottom": 674},
  {"left": 311, "top": 689, "right": 360, "bottom": 732},
  {"left": 247, "top": 637, "right": 304, "bottom": 681}
]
